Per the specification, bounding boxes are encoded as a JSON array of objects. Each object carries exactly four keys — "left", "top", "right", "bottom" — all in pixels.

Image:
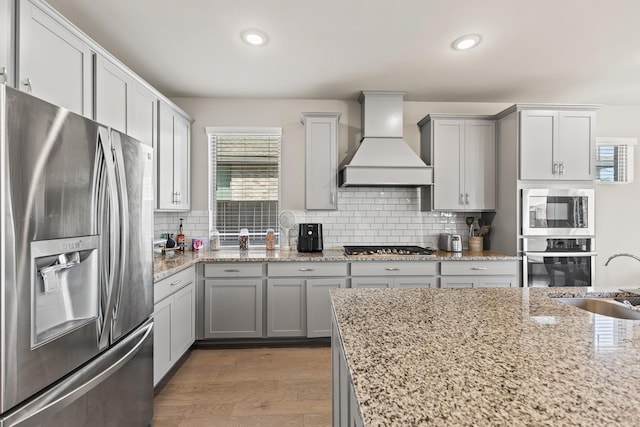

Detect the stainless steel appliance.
[
  {"left": 523, "top": 237, "right": 596, "bottom": 287},
  {"left": 297, "top": 223, "right": 323, "bottom": 252},
  {"left": 439, "top": 233, "right": 463, "bottom": 252},
  {"left": 344, "top": 246, "right": 433, "bottom": 256},
  {"left": 0, "top": 85, "right": 154, "bottom": 426},
  {"left": 522, "top": 188, "right": 595, "bottom": 236}
]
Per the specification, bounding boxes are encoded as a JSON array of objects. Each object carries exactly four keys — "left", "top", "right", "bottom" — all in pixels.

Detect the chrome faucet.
[{"left": 604, "top": 253, "right": 640, "bottom": 266}]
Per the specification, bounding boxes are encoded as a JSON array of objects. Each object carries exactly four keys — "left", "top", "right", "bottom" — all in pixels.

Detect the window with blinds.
[
  {"left": 595, "top": 137, "right": 636, "bottom": 184},
  {"left": 596, "top": 145, "right": 628, "bottom": 182},
  {"left": 206, "top": 127, "right": 282, "bottom": 246}
]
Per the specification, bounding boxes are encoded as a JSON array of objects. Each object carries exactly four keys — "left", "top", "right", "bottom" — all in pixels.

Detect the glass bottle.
[
  {"left": 265, "top": 228, "right": 275, "bottom": 250},
  {"left": 209, "top": 229, "right": 220, "bottom": 251},
  {"left": 239, "top": 228, "right": 250, "bottom": 250}
]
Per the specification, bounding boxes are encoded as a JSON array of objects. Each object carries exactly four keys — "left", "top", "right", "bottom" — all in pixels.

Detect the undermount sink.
[{"left": 555, "top": 298, "right": 640, "bottom": 320}]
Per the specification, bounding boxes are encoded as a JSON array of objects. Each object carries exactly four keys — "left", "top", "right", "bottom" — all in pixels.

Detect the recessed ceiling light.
[
  {"left": 452, "top": 34, "right": 481, "bottom": 51},
  {"left": 241, "top": 30, "right": 268, "bottom": 46}
]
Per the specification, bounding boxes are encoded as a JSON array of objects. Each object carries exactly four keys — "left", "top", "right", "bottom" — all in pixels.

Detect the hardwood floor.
[{"left": 153, "top": 346, "right": 332, "bottom": 426}]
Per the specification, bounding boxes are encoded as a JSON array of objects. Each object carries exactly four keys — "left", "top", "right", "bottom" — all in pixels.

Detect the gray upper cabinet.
[
  {"left": 17, "top": 0, "right": 93, "bottom": 118},
  {"left": 519, "top": 109, "right": 596, "bottom": 180},
  {"left": 95, "top": 54, "right": 157, "bottom": 147},
  {"left": 95, "top": 55, "right": 128, "bottom": 133},
  {"left": 301, "top": 112, "right": 341, "bottom": 210},
  {"left": 420, "top": 115, "right": 495, "bottom": 211},
  {"left": 158, "top": 100, "right": 191, "bottom": 210},
  {"left": 127, "top": 82, "right": 157, "bottom": 148},
  {"left": 0, "top": 0, "right": 11, "bottom": 85}
]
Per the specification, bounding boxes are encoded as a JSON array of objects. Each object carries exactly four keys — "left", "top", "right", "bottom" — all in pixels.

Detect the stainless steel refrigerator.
[{"left": 0, "top": 85, "right": 154, "bottom": 426}]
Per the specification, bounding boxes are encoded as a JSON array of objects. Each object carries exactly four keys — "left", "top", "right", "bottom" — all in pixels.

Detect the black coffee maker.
[{"left": 297, "top": 223, "right": 323, "bottom": 252}]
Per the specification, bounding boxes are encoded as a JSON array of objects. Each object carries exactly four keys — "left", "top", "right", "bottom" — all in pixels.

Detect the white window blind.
[
  {"left": 596, "top": 145, "right": 629, "bottom": 182},
  {"left": 206, "top": 127, "right": 282, "bottom": 246}
]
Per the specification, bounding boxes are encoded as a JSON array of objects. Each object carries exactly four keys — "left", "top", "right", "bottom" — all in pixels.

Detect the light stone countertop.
[
  {"left": 153, "top": 248, "right": 518, "bottom": 282},
  {"left": 330, "top": 287, "right": 640, "bottom": 426}
]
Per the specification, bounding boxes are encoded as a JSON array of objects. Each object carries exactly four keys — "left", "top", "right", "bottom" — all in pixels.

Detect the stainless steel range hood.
[{"left": 339, "top": 91, "right": 433, "bottom": 187}]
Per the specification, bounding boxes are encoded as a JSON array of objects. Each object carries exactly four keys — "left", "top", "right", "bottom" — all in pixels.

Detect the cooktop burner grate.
[{"left": 343, "top": 245, "right": 433, "bottom": 256}]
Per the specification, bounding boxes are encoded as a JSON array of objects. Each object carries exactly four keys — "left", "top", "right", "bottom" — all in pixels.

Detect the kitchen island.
[{"left": 330, "top": 287, "right": 640, "bottom": 426}]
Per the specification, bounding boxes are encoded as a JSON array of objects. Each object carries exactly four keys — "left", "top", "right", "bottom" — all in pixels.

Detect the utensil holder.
[{"left": 468, "top": 236, "right": 483, "bottom": 252}]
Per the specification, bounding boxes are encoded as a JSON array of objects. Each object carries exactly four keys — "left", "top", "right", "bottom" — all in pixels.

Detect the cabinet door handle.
[
  {"left": 385, "top": 268, "right": 399, "bottom": 271},
  {"left": 465, "top": 193, "right": 470, "bottom": 205},
  {"left": 471, "top": 267, "right": 488, "bottom": 271},
  {"left": 559, "top": 162, "right": 565, "bottom": 175},
  {"left": 0, "top": 67, "right": 6, "bottom": 84},
  {"left": 298, "top": 268, "right": 315, "bottom": 272},
  {"left": 170, "top": 279, "right": 182, "bottom": 286},
  {"left": 22, "top": 78, "right": 33, "bottom": 94},
  {"left": 331, "top": 192, "right": 335, "bottom": 205},
  {"left": 553, "top": 162, "right": 559, "bottom": 175},
  {"left": 224, "top": 269, "right": 240, "bottom": 273},
  {"left": 459, "top": 193, "right": 464, "bottom": 205}
]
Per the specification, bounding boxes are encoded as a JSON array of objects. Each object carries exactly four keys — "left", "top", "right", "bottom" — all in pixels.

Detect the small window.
[
  {"left": 595, "top": 137, "right": 637, "bottom": 184},
  {"left": 205, "top": 127, "right": 282, "bottom": 246}
]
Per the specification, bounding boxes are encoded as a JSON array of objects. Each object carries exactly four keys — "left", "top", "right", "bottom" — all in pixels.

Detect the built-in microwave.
[{"left": 522, "top": 189, "right": 595, "bottom": 236}]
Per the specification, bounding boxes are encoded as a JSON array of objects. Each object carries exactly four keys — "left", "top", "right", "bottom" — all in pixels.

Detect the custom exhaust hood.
[{"left": 339, "top": 91, "right": 433, "bottom": 187}]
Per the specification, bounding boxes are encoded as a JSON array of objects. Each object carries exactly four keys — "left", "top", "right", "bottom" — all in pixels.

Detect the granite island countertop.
[
  {"left": 330, "top": 287, "right": 640, "bottom": 426},
  {"left": 153, "top": 248, "right": 518, "bottom": 282}
]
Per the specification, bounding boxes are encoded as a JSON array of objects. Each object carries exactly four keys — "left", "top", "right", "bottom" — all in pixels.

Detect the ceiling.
[{"left": 47, "top": 0, "right": 640, "bottom": 104}]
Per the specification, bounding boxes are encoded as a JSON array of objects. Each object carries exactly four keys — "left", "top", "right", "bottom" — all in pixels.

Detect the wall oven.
[
  {"left": 523, "top": 237, "right": 596, "bottom": 287},
  {"left": 522, "top": 189, "right": 595, "bottom": 236}
]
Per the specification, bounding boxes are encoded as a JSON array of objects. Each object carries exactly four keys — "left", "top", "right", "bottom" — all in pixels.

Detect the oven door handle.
[{"left": 525, "top": 252, "right": 598, "bottom": 257}]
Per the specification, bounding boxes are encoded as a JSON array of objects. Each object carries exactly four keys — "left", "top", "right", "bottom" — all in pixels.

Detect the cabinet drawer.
[
  {"left": 203, "top": 263, "right": 263, "bottom": 278},
  {"left": 351, "top": 262, "right": 436, "bottom": 277},
  {"left": 268, "top": 262, "right": 347, "bottom": 277},
  {"left": 154, "top": 266, "right": 195, "bottom": 304},
  {"left": 440, "top": 261, "right": 517, "bottom": 276}
]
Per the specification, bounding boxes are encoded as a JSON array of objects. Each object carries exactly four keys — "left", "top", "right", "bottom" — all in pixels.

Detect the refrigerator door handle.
[
  {"left": 96, "top": 127, "right": 121, "bottom": 350},
  {"left": 1, "top": 320, "right": 153, "bottom": 427},
  {"left": 111, "top": 134, "right": 130, "bottom": 323}
]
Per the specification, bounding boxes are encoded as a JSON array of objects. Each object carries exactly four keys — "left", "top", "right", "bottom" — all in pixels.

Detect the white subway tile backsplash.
[{"left": 155, "top": 188, "right": 478, "bottom": 248}]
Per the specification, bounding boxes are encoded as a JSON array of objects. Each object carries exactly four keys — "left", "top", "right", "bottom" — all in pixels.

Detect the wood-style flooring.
[{"left": 153, "top": 346, "right": 332, "bottom": 426}]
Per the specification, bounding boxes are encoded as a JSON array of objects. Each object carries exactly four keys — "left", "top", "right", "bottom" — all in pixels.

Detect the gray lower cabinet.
[
  {"left": 153, "top": 266, "right": 196, "bottom": 386},
  {"left": 202, "top": 263, "right": 264, "bottom": 339},
  {"left": 267, "top": 262, "right": 347, "bottom": 338},
  {"left": 307, "top": 278, "right": 347, "bottom": 337},
  {"left": 350, "top": 277, "right": 393, "bottom": 288},
  {"left": 440, "top": 260, "right": 518, "bottom": 288},
  {"left": 350, "top": 261, "right": 437, "bottom": 288},
  {"left": 267, "top": 278, "right": 306, "bottom": 337}
]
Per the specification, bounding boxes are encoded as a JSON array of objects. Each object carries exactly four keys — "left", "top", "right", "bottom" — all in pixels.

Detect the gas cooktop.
[{"left": 343, "top": 245, "right": 433, "bottom": 256}]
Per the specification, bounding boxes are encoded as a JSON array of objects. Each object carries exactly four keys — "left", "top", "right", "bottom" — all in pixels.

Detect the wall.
[{"left": 593, "top": 105, "right": 640, "bottom": 290}]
